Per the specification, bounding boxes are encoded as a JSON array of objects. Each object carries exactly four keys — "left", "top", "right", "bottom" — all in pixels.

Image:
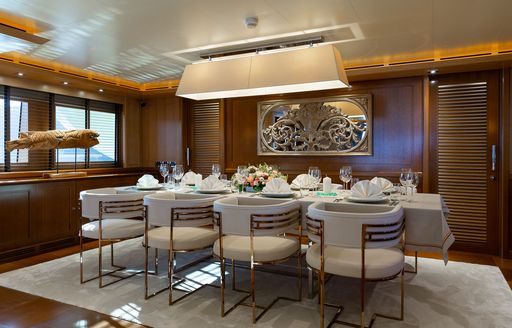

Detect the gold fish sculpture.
[{"left": 6, "top": 129, "right": 100, "bottom": 152}]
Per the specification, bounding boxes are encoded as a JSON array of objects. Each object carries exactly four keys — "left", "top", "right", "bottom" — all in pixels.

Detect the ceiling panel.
[{"left": 0, "top": 0, "right": 510, "bottom": 83}]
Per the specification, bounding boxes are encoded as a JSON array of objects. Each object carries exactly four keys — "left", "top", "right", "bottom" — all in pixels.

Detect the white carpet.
[{"left": 1, "top": 238, "right": 511, "bottom": 328}]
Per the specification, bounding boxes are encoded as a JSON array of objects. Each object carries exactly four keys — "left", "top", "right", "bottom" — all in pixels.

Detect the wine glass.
[
  {"left": 237, "top": 165, "right": 247, "bottom": 176},
  {"left": 399, "top": 171, "right": 412, "bottom": 201},
  {"left": 173, "top": 164, "right": 184, "bottom": 187},
  {"left": 212, "top": 164, "right": 221, "bottom": 178},
  {"left": 409, "top": 172, "right": 420, "bottom": 201},
  {"left": 339, "top": 166, "right": 352, "bottom": 190},
  {"left": 159, "top": 162, "right": 169, "bottom": 186},
  {"left": 308, "top": 166, "right": 321, "bottom": 190},
  {"left": 236, "top": 165, "right": 247, "bottom": 193}
]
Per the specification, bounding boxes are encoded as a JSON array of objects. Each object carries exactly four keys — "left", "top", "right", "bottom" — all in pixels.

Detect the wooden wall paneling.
[
  {"left": 224, "top": 77, "right": 424, "bottom": 185},
  {"left": 505, "top": 68, "right": 512, "bottom": 257},
  {"left": 0, "top": 185, "right": 31, "bottom": 252},
  {"left": 122, "top": 96, "right": 143, "bottom": 168},
  {"left": 141, "top": 93, "right": 184, "bottom": 167}
]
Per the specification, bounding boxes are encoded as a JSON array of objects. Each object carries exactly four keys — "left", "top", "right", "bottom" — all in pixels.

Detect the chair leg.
[
  {"left": 400, "top": 268, "right": 404, "bottom": 320},
  {"left": 98, "top": 238, "right": 103, "bottom": 288},
  {"left": 144, "top": 241, "right": 149, "bottom": 299},
  {"left": 231, "top": 259, "right": 236, "bottom": 290},
  {"left": 110, "top": 242, "right": 115, "bottom": 266},
  {"left": 154, "top": 248, "right": 159, "bottom": 275},
  {"left": 360, "top": 278, "right": 365, "bottom": 328},
  {"left": 297, "top": 248, "right": 302, "bottom": 302},
  {"left": 79, "top": 231, "right": 84, "bottom": 284},
  {"left": 168, "top": 250, "right": 173, "bottom": 305},
  {"left": 320, "top": 269, "right": 325, "bottom": 328},
  {"left": 251, "top": 261, "right": 256, "bottom": 324},
  {"left": 221, "top": 256, "right": 226, "bottom": 317}
]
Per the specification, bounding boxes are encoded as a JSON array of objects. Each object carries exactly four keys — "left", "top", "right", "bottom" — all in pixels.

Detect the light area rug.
[{"left": 0, "top": 238, "right": 511, "bottom": 328}]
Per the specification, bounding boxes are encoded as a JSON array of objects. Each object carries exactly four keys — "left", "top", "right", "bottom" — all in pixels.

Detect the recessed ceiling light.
[
  {"left": 429, "top": 69, "right": 438, "bottom": 74},
  {"left": 63, "top": 81, "right": 69, "bottom": 85},
  {"left": 98, "top": 88, "right": 104, "bottom": 92},
  {"left": 430, "top": 80, "right": 437, "bottom": 84},
  {"left": 17, "top": 72, "right": 24, "bottom": 76}
]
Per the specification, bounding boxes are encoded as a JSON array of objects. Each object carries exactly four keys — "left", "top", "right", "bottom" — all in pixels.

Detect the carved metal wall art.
[{"left": 257, "top": 95, "right": 372, "bottom": 156}]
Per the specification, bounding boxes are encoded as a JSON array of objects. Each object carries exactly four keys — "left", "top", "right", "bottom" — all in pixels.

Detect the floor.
[{"left": 0, "top": 244, "right": 510, "bottom": 328}]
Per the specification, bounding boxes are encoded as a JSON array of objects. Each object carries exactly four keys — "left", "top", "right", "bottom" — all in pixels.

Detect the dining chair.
[
  {"left": 143, "top": 191, "right": 225, "bottom": 304},
  {"left": 79, "top": 188, "right": 146, "bottom": 288},
  {"left": 306, "top": 202, "right": 405, "bottom": 328},
  {"left": 213, "top": 196, "right": 302, "bottom": 324}
]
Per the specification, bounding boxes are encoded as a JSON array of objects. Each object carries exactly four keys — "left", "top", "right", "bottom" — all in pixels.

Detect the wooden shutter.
[
  {"left": 432, "top": 72, "right": 499, "bottom": 253},
  {"left": 188, "top": 100, "right": 221, "bottom": 175}
]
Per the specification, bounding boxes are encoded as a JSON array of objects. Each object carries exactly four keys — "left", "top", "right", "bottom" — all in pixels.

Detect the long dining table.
[{"left": 115, "top": 184, "right": 454, "bottom": 298}]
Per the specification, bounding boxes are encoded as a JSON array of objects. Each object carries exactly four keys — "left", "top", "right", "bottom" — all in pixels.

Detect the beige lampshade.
[{"left": 176, "top": 45, "right": 349, "bottom": 100}]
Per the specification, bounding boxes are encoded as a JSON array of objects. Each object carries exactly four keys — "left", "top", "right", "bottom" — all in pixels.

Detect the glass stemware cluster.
[{"left": 399, "top": 168, "right": 420, "bottom": 201}]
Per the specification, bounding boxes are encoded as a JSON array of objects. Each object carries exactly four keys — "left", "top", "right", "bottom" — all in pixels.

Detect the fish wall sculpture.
[{"left": 5, "top": 129, "right": 100, "bottom": 152}]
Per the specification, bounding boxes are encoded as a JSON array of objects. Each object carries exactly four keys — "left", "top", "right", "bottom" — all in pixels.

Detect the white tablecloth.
[{"left": 113, "top": 186, "right": 454, "bottom": 263}]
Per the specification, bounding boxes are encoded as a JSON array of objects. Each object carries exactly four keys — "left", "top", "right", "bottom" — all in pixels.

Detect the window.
[{"left": 1, "top": 86, "right": 120, "bottom": 171}]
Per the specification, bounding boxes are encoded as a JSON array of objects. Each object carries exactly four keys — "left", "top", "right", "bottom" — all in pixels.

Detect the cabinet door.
[
  {"left": 34, "top": 181, "right": 77, "bottom": 243},
  {"left": 0, "top": 185, "right": 32, "bottom": 252}
]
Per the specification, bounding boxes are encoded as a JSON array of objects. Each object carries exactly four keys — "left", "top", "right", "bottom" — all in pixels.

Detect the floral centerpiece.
[{"left": 231, "top": 163, "right": 286, "bottom": 192}]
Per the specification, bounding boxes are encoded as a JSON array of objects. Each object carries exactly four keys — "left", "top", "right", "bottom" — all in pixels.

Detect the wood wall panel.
[
  {"left": 141, "top": 93, "right": 184, "bottom": 167},
  {"left": 122, "top": 97, "right": 143, "bottom": 168},
  {"left": 224, "top": 77, "right": 424, "bottom": 184}
]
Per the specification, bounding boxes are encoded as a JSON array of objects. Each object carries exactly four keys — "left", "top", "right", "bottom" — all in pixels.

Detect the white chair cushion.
[
  {"left": 213, "top": 236, "right": 299, "bottom": 262},
  {"left": 81, "top": 219, "right": 145, "bottom": 239},
  {"left": 146, "top": 226, "right": 218, "bottom": 251},
  {"left": 306, "top": 244, "right": 404, "bottom": 280}
]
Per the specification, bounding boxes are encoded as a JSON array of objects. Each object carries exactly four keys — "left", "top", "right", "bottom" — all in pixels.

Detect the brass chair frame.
[
  {"left": 79, "top": 198, "right": 145, "bottom": 288},
  {"left": 144, "top": 204, "right": 219, "bottom": 305},
  {"left": 214, "top": 208, "right": 303, "bottom": 324},
  {"left": 306, "top": 214, "right": 406, "bottom": 328}
]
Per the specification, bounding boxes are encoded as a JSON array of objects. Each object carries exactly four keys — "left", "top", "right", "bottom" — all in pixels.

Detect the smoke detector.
[{"left": 244, "top": 17, "right": 258, "bottom": 29}]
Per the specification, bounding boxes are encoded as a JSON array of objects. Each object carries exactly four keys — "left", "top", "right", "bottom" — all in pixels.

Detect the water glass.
[
  {"left": 339, "top": 166, "right": 352, "bottom": 190},
  {"left": 212, "top": 164, "right": 221, "bottom": 178},
  {"left": 159, "top": 162, "right": 169, "bottom": 185},
  {"left": 173, "top": 164, "right": 184, "bottom": 187},
  {"left": 237, "top": 165, "right": 247, "bottom": 176},
  {"left": 220, "top": 174, "right": 229, "bottom": 188},
  {"left": 308, "top": 166, "right": 321, "bottom": 188}
]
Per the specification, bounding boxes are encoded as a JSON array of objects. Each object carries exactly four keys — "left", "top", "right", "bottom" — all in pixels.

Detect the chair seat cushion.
[
  {"left": 306, "top": 244, "right": 404, "bottom": 280},
  {"left": 213, "top": 236, "right": 299, "bottom": 262},
  {"left": 146, "top": 227, "right": 218, "bottom": 251},
  {"left": 81, "top": 219, "right": 145, "bottom": 239}
]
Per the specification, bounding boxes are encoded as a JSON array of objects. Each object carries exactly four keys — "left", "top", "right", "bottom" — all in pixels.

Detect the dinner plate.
[
  {"left": 261, "top": 192, "right": 295, "bottom": 198},
  {"left": 196, "top": 189, "right": 229, "bottom": 194},
  {"left": 136, "top": 184, "right": 163, "bottom": 190},
  {"left": 346, "top": 196, "right": 388, "bottom": 203},
  {"left": 290, "top": 184, "right": 321, "bottom": 191}
]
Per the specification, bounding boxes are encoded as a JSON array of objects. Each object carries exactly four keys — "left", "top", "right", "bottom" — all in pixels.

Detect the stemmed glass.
[
  {"left": 399, "top": 170, "right": 412, "bottom": 201},
  {"left": 308, "top": 166, "right": 321, "bottom": 191},
  {"left": 159, "top": 162, "right": 169, "bottom": 186},
  {"left": 409, "top": 172, "right": 420, "bottom": 201},
  {"left": 173, "top": 164, "right": 184, "bottom": 187},
  {"left": 212, "top": 164, "right": 221, "bottom": 178},
  {"left": 236, "top": 165, "right": 247, "bottom": 193},
  {"left": 339, "top": 166, "right": 352, "bottom": 190}
]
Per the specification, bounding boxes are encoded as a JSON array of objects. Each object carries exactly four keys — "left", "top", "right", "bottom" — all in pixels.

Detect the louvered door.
[
  {"left": 187, "top": 100, "right": 222, "bottom": 175},
  {"left": 430, "top": 71, "right": 499, "bottom": 254}
]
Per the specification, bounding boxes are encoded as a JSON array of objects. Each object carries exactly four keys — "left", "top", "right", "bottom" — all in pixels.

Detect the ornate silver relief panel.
[{"left": 257, "top": 94, "right": 372, "bottom": 156}]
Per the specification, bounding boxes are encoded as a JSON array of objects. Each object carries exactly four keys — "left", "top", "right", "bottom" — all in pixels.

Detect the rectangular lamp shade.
[{"left": 176, "top": 45, "right": 349, "bottom": 100}]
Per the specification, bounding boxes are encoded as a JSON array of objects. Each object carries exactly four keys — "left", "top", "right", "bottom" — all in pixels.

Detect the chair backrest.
[
  {"left": 144, "top": 191, "right": 225, "bottom": 227},
  {"left": 99, "top": 198, "right": 145, "bottom": 221},
  {"left": 213, "top": 196, "right": 301, "bottom": 236},
  {"left": 306, "top": 202, "right": 404, "bottom": 249},
  {"left": 80, "top": 188, "right": 143, "bottom": 219}
]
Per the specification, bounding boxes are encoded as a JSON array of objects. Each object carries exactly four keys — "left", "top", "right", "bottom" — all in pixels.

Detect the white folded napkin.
[
  {"left": 137, "top": 174, "right": 159, "bottom": 188},
  {"left": 263, "top": 178, "right": 292, "bottom": 194},
  {"left": 291, "top": 174, "right": 318, "bottom": 189},
  {"left": 182, "top": 171, "right": 198, "bottom": 185},
  {"left": 370, "top": 177, "right": 394, "bottom": 192},
  {"left": 350, "top": 180, "right": 383, "bottom": 198},
  {"left": 200, "top": 175, "right": 225, "bottom": 190}
]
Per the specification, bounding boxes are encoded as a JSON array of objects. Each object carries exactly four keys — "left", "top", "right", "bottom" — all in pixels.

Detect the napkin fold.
[
  {"left": 262, "top": 178, "right": 291, "bottom": 194},
  {"left": 182, "top": 171, "right": 198, "bottom": 185},
  {"left": 291, "top": 174, "right": 318, "bottom": 189},
  {"left": 200, "top": 175, "right": 225, "bottom": 190},
  {"left": 370, "top": 177, "right": 394, "bottom": 192},
  {"left": 350, "top": 180, "right": 383, "bottom": 198},
  {"left": 137, "top": 174, "right": 159, "bottom": 188}
]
